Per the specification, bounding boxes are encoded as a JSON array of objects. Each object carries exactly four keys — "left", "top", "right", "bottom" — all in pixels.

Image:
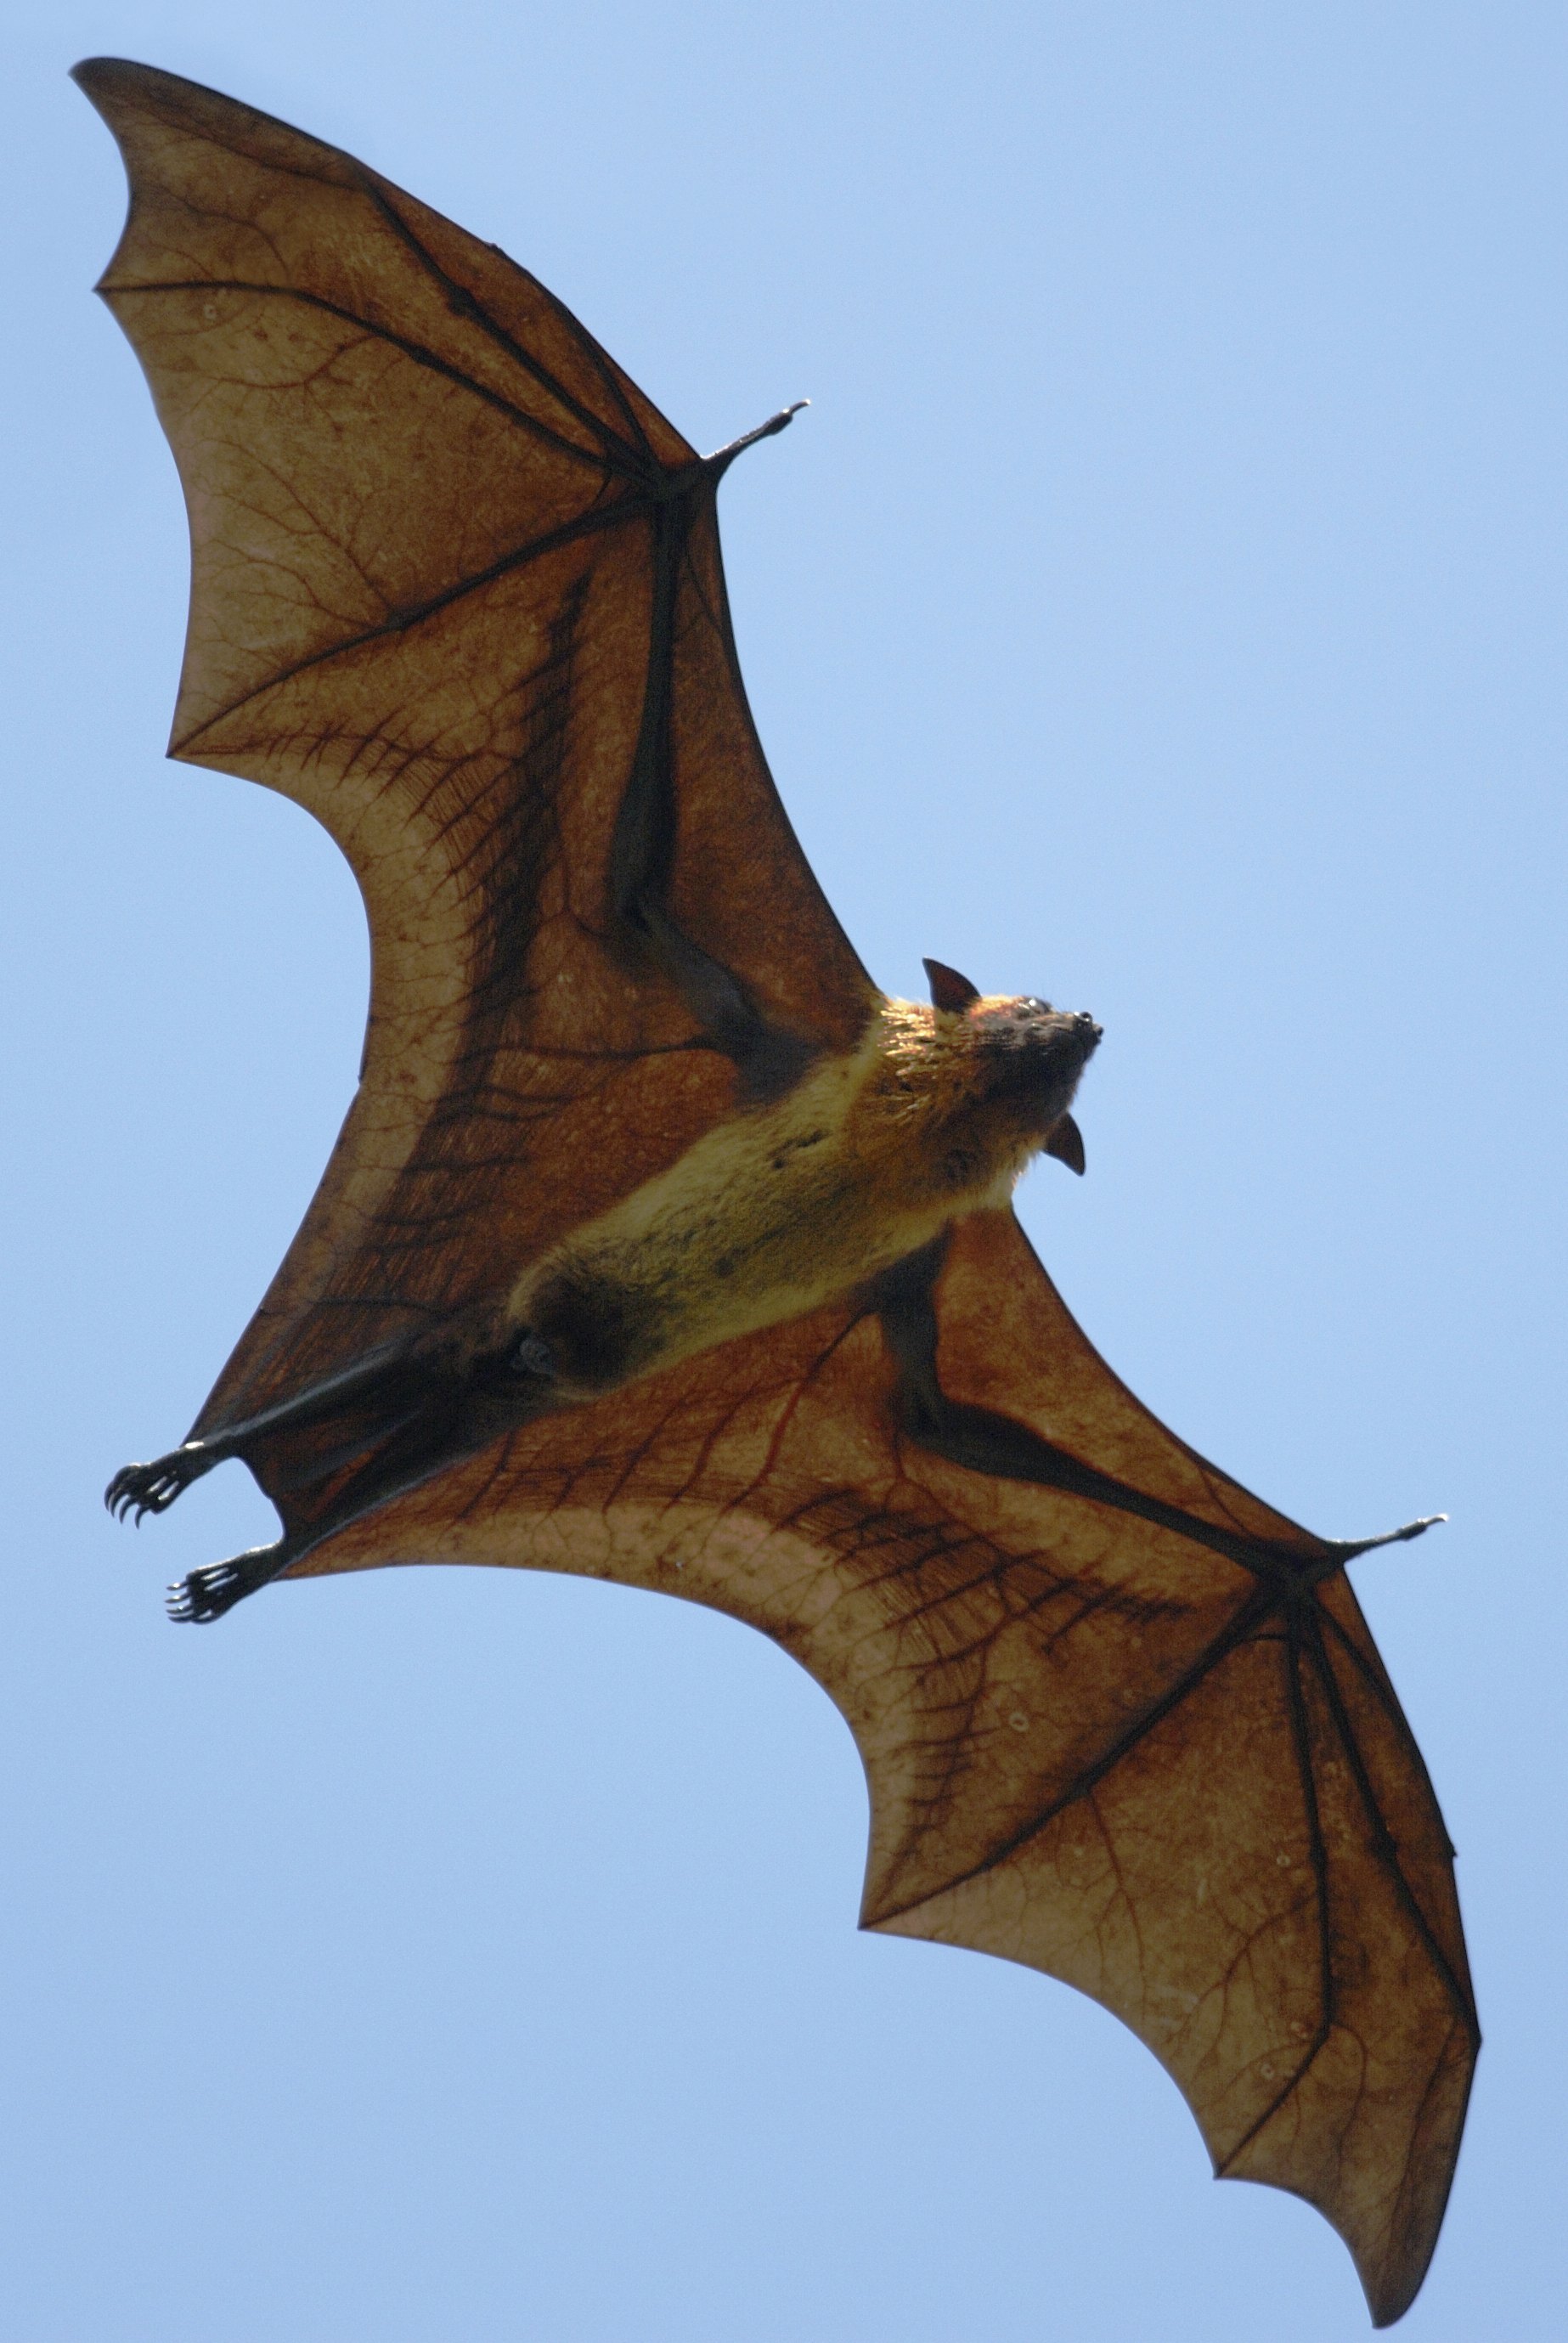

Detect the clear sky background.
[{"left": 2, "top": 3, "right": 1561, "bottom": 2338}]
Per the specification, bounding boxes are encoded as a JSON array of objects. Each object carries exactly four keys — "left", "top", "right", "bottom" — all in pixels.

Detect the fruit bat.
[{"left": 77, "top": 57, "right": 1475, "bottom": 2327}]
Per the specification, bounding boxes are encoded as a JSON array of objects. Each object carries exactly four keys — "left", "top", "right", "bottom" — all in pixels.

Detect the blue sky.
[{"left": 2, "top": 4, "right": 1562, "bottom": 2336}]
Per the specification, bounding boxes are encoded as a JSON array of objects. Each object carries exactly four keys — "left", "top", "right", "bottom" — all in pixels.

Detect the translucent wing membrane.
[
  {"left": 76, "top": 56, "right": 873, "bottom": 1428},
  {"left": 299, "top": 1211, "right": 1475, "bottom": 2324}
]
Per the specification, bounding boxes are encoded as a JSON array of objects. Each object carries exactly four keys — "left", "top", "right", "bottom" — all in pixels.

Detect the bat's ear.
[
  {"left": 1044, "top": 1113, "right": 1086, "bottom": 1175},
  {"left": 923, "top": 958, "right": 981, "bottom": 1013}
]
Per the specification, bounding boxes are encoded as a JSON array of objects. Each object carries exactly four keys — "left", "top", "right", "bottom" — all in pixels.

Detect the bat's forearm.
[{"left": 871, "top": 1239, "right": 1440, "bottom": 1591}]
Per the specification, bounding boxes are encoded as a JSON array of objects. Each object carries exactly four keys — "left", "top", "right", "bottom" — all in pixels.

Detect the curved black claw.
[
  {"left": 105, "top": 1445, "right": 211, "bottom": 1525},
  {"left": 166, "top": 1543, "right": 286, "bottom": 1625}
]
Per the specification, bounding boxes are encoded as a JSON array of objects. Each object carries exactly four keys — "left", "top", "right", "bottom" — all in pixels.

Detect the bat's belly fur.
[{"left": 508, "top": 996, "right": 1079, "bottom": 1397}]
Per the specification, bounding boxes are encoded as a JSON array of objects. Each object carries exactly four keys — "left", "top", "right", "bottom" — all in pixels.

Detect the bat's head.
[
  {"left": 919, "top": 960, "right": 1099, "bottom": 1139},
  {"left": 968, "top": 995, "right": 1100, "bottom": 1124},
  {"left": 965, "top": 994, "right": 1101, "bottom": 1152},
  {"left": 866, "top": 987, "right": 1100, "bottom": 1203}
]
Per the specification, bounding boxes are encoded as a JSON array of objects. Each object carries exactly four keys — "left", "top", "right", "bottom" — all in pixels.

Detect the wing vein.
[
  {"left": 1301, "top": 1609, "right": 1477, "bottom": 2039},
  {"left": 174, "top": 494, "right": 651, "bottom": 750},
  {"left": 361, "top": 180, "right": 658, "bottom": 468},
  {"left": 871, "top": 1584, "right": 1278, "bottom": 1921},
  {"left": 106, "top": 278, "right": 628, "bottom": 475}
]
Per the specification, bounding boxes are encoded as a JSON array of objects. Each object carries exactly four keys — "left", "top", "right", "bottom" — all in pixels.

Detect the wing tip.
[
  {"left": 1211, "top": 2163, "right": 1434, "bottom": 2329},
  {"left": 1362, "top": 2250, "right": 1428, "bottom": 2331},
  {"left": 70, "top": 54, "right": 124, "bottom": 89},
  {"left": 71, "top": 54, "right": 308, "bottom": 159},
  {"left": 71, "top": 54, "right": 158, "bottom": 114}
]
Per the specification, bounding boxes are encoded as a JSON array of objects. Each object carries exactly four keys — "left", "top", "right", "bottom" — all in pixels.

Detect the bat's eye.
[
  {"left": 1025, "top": 996, "right": 1052, "bottom": 1014},
  {"left": 508, "top": 1333, "right": 554, "bottom": 1379}
]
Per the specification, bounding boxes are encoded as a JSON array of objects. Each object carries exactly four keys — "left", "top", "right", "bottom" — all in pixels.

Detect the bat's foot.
[
  {"left": 166, "top": 1543, "right": 287, "bottom": 1625},
  {"left": 105, "top": 1443, "right": 215, "bottom": 1524}
]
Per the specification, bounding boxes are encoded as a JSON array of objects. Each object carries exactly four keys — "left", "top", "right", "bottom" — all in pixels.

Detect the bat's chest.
[
  {"left": 509, "top": 1112, "right": 986, "bottom": 1399},
  {"left": 516, "top": 1166, "right": 903, "bottom": 1395}
]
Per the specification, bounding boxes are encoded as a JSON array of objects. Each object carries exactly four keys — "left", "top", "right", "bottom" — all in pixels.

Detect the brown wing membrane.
[
  {"left": 295, "top": 1207, "right": 1475, "bottom": 2327},
  {"left": 74, "top": 56, "right": 874, "bottom": 1431}
]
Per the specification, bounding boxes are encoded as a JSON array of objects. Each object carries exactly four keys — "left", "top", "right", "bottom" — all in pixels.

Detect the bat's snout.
[{"left": 1056, "top": 1008, "right": 1102, "bottom": 1089}]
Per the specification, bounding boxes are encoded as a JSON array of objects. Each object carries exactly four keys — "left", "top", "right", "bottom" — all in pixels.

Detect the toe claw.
[
  {"left": 167, "top": 1556, "right": 249, "bottom": 1624},
  {"left": 105, "top": 1448, "right": 207, "bottom": 1528}
]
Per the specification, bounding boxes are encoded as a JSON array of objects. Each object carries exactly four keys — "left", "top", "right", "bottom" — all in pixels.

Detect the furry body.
[{"left": 512, "top": 994, "right": 1099, "bottom": 1397}]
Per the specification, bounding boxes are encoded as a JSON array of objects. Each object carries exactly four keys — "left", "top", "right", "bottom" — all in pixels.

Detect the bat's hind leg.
[
  {"left": 106, "top": 1336, "right": 433, "bottom": 1527},
  {"left": 166, "top": 1533, "right": 305, "bottom": 1626},
  {"left": 105, "top": 1442, "right": 219, "bottom": 1523}
]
